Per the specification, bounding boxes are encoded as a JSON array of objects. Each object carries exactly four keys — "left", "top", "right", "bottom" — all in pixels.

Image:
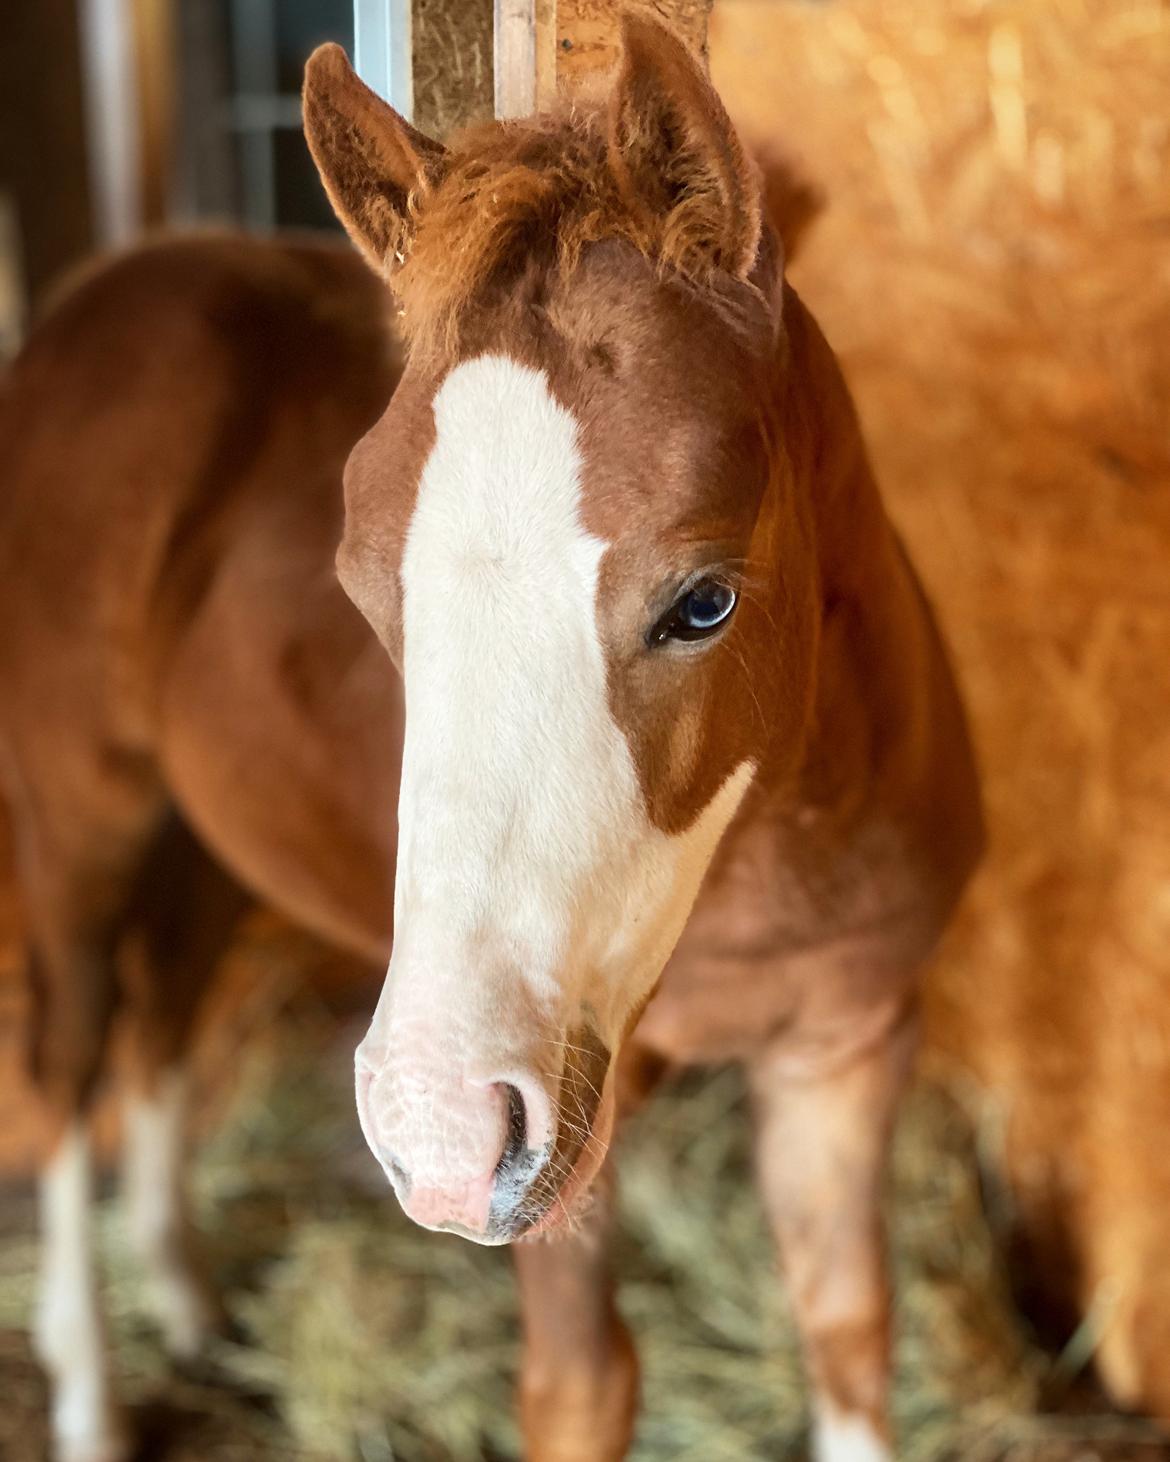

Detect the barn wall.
[
  {"left": 709, "top": 0, "right": 1170, "bottom": 1412},
  {"left": 413, "top": 0, "right": 494, "bottom": 137},
  {"left": 556, "top": 0, "right": 713, "bottom": 91}
]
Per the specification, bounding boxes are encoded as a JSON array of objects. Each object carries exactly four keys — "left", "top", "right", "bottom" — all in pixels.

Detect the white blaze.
[
  {"left": 358, "top": 355, "right": 751, "bottom": 1182},
  {"left": 395, "top": 353, "right": 632, "bottom": 994}
]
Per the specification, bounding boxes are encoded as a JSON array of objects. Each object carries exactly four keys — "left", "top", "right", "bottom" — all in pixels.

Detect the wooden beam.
[
  {"left": 494, "top": 0, "right": 536, "bottom": 119},
  {"left": 504, "top": 0, "right": 716, "bottom": 120},
  {"left": 78, "top": 0, "right": 143, "bottom": 246},
  {"left": 353, "top": 0, "right": 712, "bottom": 130},
  {"left": 0, "top": 0, "right": 95, "bottom": 306},
  {"left": 130, "top": 0, "right": 176, "bottom": 226},
  {"left": 533, "top": 0, "right": 559, "bottom": 114}
]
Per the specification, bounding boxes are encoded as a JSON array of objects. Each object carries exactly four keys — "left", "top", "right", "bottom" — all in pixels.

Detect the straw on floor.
[{"left": 0, "top": 987, "right": 1164, "bottom": 1461}]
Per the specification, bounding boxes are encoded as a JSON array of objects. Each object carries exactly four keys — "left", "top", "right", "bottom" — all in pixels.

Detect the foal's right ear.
[{"left": 303, "top": 43, "right": 446, "bottom": 276}]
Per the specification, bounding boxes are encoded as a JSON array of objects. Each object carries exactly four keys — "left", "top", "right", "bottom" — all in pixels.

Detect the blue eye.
[{"left": 651, "top": 577, "right": 738, "bottom": 646}]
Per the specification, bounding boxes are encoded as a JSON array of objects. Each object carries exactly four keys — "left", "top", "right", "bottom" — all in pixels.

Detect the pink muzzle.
[{"left": 355, "top": 1045, "right": 550, "bottom": 1241}]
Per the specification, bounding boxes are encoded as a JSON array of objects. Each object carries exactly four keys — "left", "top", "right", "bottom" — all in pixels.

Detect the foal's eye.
[{"left": 650, "top": 578, "right": 738, "bottom": 647}]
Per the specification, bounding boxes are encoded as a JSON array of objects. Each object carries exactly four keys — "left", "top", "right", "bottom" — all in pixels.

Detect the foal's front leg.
[
  {"left": 514, "top": 1170, "right": 639, "bottom": 1462},
  {"left": 122, "top": 1069, "right": 225, "bottom": 1360},
  {"left": 119, "top": 827, "right": 246, "bottom": 1361},
  {"left": 26, "top": 932, "right": 127, "bottom": 1462},
  {"left": 513, "top": 1043, "right": 668, "bottom": 1460},
  {"left": 750, "top": 995, "right": 916, "bottom": 1462}
]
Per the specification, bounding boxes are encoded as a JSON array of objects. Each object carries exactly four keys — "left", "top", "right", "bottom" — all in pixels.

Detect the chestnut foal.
[
  {"left": 302, "top": 23, "right": 980, "bottom": 1455},
  {"left": 0, "top": 16, "right": 981, "bottom": 1462}
]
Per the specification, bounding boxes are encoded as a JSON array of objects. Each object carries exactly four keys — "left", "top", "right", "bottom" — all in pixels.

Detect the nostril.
[{"left": 496, "top": 1083, "right": 528, "bottom": 1177}]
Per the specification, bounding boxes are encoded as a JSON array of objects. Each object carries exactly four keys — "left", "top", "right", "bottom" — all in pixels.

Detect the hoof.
[
  {"left": 46, "top": 1367, "right": 130, "bottom": 1462},
  {"left": 154, "top": 1272, "right": 230, "bottom": 1363},
  {"left": 54, "top": 1421, "right": 132, "bottom": 1462},
  {"left": 56, "top": 1445, "right": 131, "bottom": 1462}
]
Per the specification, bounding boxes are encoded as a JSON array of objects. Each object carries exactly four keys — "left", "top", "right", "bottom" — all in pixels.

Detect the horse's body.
[
  {"left": 1, "top": 21, "right": 982, "bottom": 1462},
  {"left": 0, "top": 233, "right": 401, "bottom": 1461}
]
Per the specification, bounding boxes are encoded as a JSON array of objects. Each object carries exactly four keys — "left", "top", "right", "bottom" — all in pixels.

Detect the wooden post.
[
  {"left": 130, "top": 0, "right": 176, "bottom": 225},
  {"left": 0, "top": 0, "right": 95, "bottom": 308},
  {"left": 77, "top": 0, "right": 143, "bottom": 246},
  {"left": 355, "top": 0, "right": 712, "bottom": 128},
  {"left": 494, "top": 0, "right": 536, "bottom": 119},
  {"left": 534, "top": 0, "right": 558, "bottom": 112}
]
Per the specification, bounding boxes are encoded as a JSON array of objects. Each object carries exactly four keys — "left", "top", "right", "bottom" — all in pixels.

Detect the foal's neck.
[
  {"left": 778, "top": 286, "right": 893, "bottom": 614},
  {"left": 774, "top": 286, "right": 960, "bottom": 822}
]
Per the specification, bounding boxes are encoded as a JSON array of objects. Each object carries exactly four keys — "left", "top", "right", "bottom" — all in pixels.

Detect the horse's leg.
[
  {"left": 513, "top": 1171, "right": 639, "bottom": 1462},
  {"left": 35, "top": 1113, "right": 123, "bottom": 1462},
  {"left": 749, "top": 994, "right": 917, "bottom": 1462},
  {"left": 512, "top": 1045, "right": 666, "bottom": 1462},
  {"left": 6, "top": 741, "right": 168, "bottom": 1462},
  {"left": 19, "top": 841, "right": 152, "bottom": 1462},
  {"left": 120, "top": 815, "right": 249, "bottom": 1359}
]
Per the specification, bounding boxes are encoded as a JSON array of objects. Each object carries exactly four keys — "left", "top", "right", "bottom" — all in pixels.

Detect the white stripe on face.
[
  {"left": 395, "top": 353, "right": 633, "bottom": 993},
  {"left": 357, "top": 354, "right": 751, "bottom": 1197}
]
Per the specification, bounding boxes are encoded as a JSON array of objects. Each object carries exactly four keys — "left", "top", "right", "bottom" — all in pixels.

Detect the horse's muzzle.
[
  {"left": 354, "top": 1029, "right": 611, "bottom": 1243},
  {"left": 354, "top": 1052, "right": 555, "bottom": 1241}
]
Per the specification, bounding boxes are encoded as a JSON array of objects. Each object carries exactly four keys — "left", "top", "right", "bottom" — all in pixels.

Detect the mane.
[{"left": 393, "top": 104, "right": 765, "bottom": 358}]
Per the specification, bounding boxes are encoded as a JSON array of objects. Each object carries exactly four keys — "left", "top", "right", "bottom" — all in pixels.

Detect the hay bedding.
[{"left": 0, "top": 1004, "right": 1165, "bottom": 1461}]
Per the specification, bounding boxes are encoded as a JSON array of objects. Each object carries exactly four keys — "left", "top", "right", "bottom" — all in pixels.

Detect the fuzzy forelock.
[{"left": 392, "top": 104, "right": 768, "bottom": 360}]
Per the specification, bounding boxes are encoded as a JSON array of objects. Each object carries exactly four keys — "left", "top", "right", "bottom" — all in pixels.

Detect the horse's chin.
[{"left": 518, "top": 1083, "right": 617, "bottom": 1241}]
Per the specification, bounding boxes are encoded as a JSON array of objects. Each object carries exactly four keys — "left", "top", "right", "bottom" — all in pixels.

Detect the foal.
[
  {"left": 302, "top": 18, "right": 981, "bottom": 1458},
  {"left": 0, "top": 15, "right": 981, "bottom": 1462}
]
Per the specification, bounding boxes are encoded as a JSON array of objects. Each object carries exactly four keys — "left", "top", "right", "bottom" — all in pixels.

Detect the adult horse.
[{"left": 0, "top": 16, "right": 982, "bottom": 1461}]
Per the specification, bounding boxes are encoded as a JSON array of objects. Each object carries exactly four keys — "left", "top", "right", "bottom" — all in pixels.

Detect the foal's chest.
[{"left": 634, "top": 799, "right": 936, "bottom": 1067}]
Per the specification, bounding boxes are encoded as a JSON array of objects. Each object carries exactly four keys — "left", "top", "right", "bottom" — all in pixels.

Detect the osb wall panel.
[
  {"left": 709, "top": 0, "right": 1170, "bottom": 1408},
  {"left": 413, "top": 0, "right": 494, "bottom": 137},
  {"left": 557, "top": 0, "right": 713, "bottom": 95}
]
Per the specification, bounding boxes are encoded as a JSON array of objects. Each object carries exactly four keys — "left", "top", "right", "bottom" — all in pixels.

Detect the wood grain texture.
[
  {"left": 494, "top": 0, "right": 537, "bottom": 118},
  {"left": 555, "top": 0, "right": 714, "bottom": 97},
  {"left": 414, "top": 0, "right": 493, "bottom": 135},
  {"left": 534, "top": 0, "right": 559, "bottom": 112}
]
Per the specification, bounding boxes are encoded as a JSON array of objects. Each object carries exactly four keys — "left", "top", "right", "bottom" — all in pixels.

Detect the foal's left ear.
[
  {"left": 303, "top": 43, "right": 446, "bottom": 276},
  {"left": 606, "top": 13, "right": 763, "bottom": 283}
]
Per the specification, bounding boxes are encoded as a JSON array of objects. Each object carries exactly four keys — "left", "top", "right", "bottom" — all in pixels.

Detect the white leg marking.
[
  {"left": 814, "top": 1410, "right": 892, "bottom": 1462},
  {"left": 36, "top": 1123, "right": 127, "bottom": 1462},
  {"left": 124, "top": 1069, "right": 218, "bottom": 1358}
]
